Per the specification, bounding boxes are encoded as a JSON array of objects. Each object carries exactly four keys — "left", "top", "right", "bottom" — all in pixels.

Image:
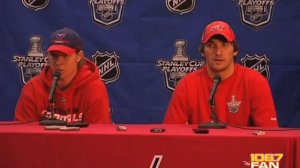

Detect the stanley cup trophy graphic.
[
  {"left": 169, "top": 40, "right": 189, "bottom": 86},
  {"left": 24, "top": 36, "right": 44, "bottom": 79},
  {"left": 156, "top": 39, "right": 205, "bottom": 91},
  {"left": 13, "top": 35, "right": 48, "bottom": 84}
]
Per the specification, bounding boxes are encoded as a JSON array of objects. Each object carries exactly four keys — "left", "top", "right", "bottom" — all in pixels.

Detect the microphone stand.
[
  {"left": 199, "top": 98, "right": 227, "bottom": 129},
  {"left": 199, "top": 75, "right": 227, "bottom": 129},
  {"left": 40, "top": 82, "right": 66, "bottom": 126}
]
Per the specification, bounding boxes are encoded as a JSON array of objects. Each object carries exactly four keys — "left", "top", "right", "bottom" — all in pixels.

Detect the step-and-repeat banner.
[{"left": 1, "top": 1, "right": 299, "bottom": 127}]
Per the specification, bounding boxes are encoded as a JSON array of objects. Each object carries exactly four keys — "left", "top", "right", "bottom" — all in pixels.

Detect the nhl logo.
[
  {"left": 92, "top": 51, "right": 120, "bottom": 84},
  {"left": 89, "top": 0, "right": 126, "bottom": 28},
  {"left": 236, "top": 0, "right": 276, "bottom": 30},
  {"left": 22, "top": 0, "right": 49, "bottom": 11},
  {"left": 166, "top": 0, "right": 195, "bottom": 15},
  {"left": 241, "top": 54, "right": 270, "bottom": 80}
]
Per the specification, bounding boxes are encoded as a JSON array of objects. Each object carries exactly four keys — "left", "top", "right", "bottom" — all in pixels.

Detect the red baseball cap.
[
  {"left": 47, "top": 28, "right": 83, "bottom": 55},
  {"left": 201, "top": 21, "right": 236, "bottom": 44}
]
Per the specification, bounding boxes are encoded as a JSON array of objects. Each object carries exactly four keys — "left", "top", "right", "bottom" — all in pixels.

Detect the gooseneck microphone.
[
  {"left": 40, "top": 71, "right": 66, "bottom": 126},
  {"left": 199, "top": 74, "right": 226, "bottom": 129},
  {"left": 49, "top": 71, "right": 61, "bottom": 103},
  {"left": 209, "top": 74, "right": 221, "bottom": 107}
]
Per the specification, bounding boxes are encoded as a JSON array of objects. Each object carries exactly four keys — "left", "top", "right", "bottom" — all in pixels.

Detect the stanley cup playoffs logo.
[
  {"left": 92, "top": 51, "right": 120, "bottom": 84},
  {"left": 157, "top": 40, "right": 205, "bottom": 92},
  {"left": 12, "top": 36, "right": 48, "bottom": 84},
  {"left": 235, "top": 0, "right": 276, "bottom": 30},
  {"left": 89, "top": 0, "right": 126, "bottom": 28}
]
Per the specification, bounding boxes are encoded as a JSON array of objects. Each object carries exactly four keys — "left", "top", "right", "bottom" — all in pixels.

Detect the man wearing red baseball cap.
[
  {"left": 15, "top": 28, "right": 112, "bottom": 124},
  {"left": 164, "top": 21, "right": 279, "bottom": 127}
]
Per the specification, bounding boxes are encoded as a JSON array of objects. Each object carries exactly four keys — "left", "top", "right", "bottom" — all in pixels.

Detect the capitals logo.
[
  {"left": 166, "top": 0, "right": 195, "bottom": 15},
  {"left": 22, "top": 0, "right": 49, "bottom": 11},
  {"left": 12, "top": 35, "right": 48, "bottom": 84},
  {"left": 92, "top": 51, "right": 120, "bottom": 84},
  {"left": 241, "top": 54, "right": 270, "bottom": 80},
  {"left": 235, "top": 0, "right": 276, "bottom": 30},
  {"left": 157, "top": 40, "right": 205, "bottom": 92},
  {"left": 89, "top": 0, "right": 126, "bottom": 29}
]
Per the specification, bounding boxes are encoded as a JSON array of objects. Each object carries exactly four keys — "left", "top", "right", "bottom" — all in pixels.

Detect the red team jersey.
[
  {"left": 164, "top": 64, "right": 279, "bottom": 127},
  {"left": 15, "top": 58, "right": 112, "bottom": 124}
]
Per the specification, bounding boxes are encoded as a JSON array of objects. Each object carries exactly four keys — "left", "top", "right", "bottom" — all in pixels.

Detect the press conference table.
[{"left": 0, "top": 122, "right": 299, "bottom": 168}]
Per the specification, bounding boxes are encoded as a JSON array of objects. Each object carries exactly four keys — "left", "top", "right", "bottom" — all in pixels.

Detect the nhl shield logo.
[
  {"left": 236, "top": 0, "right": 276, "bottom": 30},
  {"left": 89, "top": 0, "right": 126, "bottom": 28},
  {"left": 22, "top": 0, "right": 49, "bottom": 11},
  {"left": 92, "top": 51, "right": 120, "bottom": 84},
  {"left": 166, "top": 0, "right": 195, "bottom": 15},
  {"left": 241, "top": 54, "right": 270, "bottom": 80}
]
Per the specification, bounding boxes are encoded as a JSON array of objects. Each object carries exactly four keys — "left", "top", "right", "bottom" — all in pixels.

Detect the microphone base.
[
  {"left": 40, "top": 119, "right": 67, "bottom": 126},
  {"left": 66, "top": 122, "right": 89, "bottom": 128},
  {"left": 199, "top": 122, "right": 227, "bottom": 129}
]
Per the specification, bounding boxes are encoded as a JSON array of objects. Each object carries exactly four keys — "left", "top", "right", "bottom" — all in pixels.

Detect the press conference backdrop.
[{"left": 0, "top": 1, "right": 299, "bottom": 127}]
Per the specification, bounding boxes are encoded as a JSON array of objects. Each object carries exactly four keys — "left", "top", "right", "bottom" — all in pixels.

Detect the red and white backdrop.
[{"left": 0, "top": 0, "right": 299, "bottom": 127}]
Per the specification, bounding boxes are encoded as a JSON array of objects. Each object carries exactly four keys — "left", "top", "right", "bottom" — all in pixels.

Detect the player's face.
[
  {"left": 203, "top": 38, "right": 238, "bottom": 76},
  {"left": 47, "top": 51, "right": 81, "bottom": 82}
]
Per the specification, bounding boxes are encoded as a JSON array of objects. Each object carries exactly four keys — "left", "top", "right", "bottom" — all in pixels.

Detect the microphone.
[
  {"left": 48, "top": 71, "right": 61, "bottom": 103},
  {"left": 209, "top": 75, "right": 221, "bottom": 106},
  {"left": 40, "top": 71, "right": 66, "bottom": 126},
  {"left": 199, "top": 74, "right": 226, "bottom": 129}
]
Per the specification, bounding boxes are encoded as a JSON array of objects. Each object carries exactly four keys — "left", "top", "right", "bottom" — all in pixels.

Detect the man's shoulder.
[{"left": 180, "top": 68, "right": 204, "bottom": 82}]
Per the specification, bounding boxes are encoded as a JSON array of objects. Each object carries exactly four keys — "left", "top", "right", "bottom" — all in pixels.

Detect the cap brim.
[
  {"left": 203, "top": 33, "right": 234, "bottom": 44},
  {"left": 47, "top": 45, "right": 77, "bottom": 55}
]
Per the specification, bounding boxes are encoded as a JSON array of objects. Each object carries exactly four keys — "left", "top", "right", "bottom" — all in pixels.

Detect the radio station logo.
[
  {"left": 235, "top": 0, "right": 276, "bottom": 30},
  {"left": 12, "top": 35, "right": 48, "bottom": 84},
  {"left": 166, "top": 0, "right": 195, "bottom": 15},
  {"left": 157, "top": 40, "right": 205, "bottom": 92},
  {"left": 89, "top": 0, "right": 126, "bottom": 28},
  {"left": 92, "top": 51, "right": 120, "bottom": 84},
  {"left": 22, "top": 0, "right": 49, "bottom": 11},
  {"left": 241, "top": 54, "right": 270, "bottom": 80},
  {"left": 248, "top": 153, "right": 283, "bottom": 168}
]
